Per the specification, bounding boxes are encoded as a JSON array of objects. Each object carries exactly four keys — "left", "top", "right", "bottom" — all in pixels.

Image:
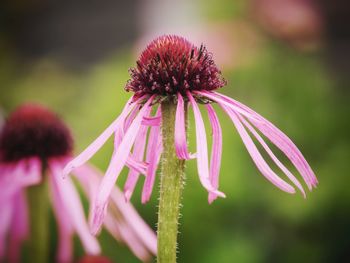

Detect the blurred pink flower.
[
  {"left": 0, "top": 104, "right": 156, "bottom": 263},
  {"left": 64, "top": 35, "right": 318, "bottom": 234},
  {"left": 251, "top": 0, "right": 324, "bottom": 50}
]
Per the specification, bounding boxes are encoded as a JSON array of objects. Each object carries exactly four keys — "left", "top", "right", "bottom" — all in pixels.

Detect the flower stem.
[
  {"left": 27, "top": 169, "right": 50, "bottom": 263},
  {"left": 157, "top": 100, "right": 186, "bottom": 263}
]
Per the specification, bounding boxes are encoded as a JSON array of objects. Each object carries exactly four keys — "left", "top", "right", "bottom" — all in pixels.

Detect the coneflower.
[
  {"left": 63, "top": 35, "right": 317, "bottom": 262},
  {"left": 0, "top": 104, "right": 156, "bottom": 263}
]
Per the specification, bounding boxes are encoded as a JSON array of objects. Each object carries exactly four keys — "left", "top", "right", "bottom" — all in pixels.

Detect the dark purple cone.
[
  {"left": 125, "top": 35, "right": 226, "bottom": 99},
  {"left": 0, "top": 104, "right": 73, "bottom": 162}
]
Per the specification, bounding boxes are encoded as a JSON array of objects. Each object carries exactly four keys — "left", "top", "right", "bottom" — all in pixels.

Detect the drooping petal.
[
  {"left": 62, "top": 96, "right": 139, "bottom": 178},
  {"left": 125, "top": 157, "right": 148, "bottom": 175},
  {"left": 110, "top": 184, "right": 157, "bottom": 259},
  {"left": 186, "top": 91, "right": 226, "bottom": 198},
  {"left": 123, "top": 106, "right": 140, "bottom": 136},
  {"left": 124, "top": 106, "right": 152, "bottom": 202},
  {"left": 238, "top": 115, "right": 306, "bottom": 197},
  {"left": 194, "top": 90, "right": 261, "bottom": 121},
  {"left": 115, "top": 106, "right": 148, "bottom": 176},
  {"left": 90, "top": 96, "right": 155, "bottom": 234},
  {"left": 114, "top": 105, "right": 140, "bottom": 149},
  {"left": 104, "top": 214, "right": 152, "bottom": 262},
  {"left": 142, "top": 107, "right": 162, "bottom": 203},
  {"left": 49, "top": 167, "right": 74, "bottom": 263},
  {"left": 103, "top": 213, "right": 123, "bottom": 242},
  {"left": 175, "top": 93, "right": 195, "bottom": 160},
  {"left": 205, "top": 104, "right": 223, "bottom": 203},
  {"left": 250, "top": 119, "right": 317, "bottom": 189},
  {"left": 73, "top": 164, "right": 157, "bottom": 262},
  {"left": 0, "top": 158, "right": 41, "bottom": 202},
  {"left": 8, "top": 191, "right": 29, "bottom": 263},
  {"left": 0, "top": 197, "right": 13, "bottom": 260},
  {"left": 15, "top": 157, "right": 42, "bottom": 186},
  {"left": 210, "top": 91, "right": 317, "bottom": 189},
  {"left": 220, "top": 105, "right": 296, "bottom": 194},
  {"left": 55, "top": 220, "right": 73, "bottom": 263},
  {"left": 142, "top": 115, "right": 161, "bottom": 126},
  {"left": 50, "top": 160, "right": 100, "bottom": 255}
]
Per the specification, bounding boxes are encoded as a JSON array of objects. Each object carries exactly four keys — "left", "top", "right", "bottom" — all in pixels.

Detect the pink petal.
[
  {"left": 238, "top": 115, "right": 306, "bottom": 197},
  {"left": 19, "top": 157, "right": 42, "bottom": 186},
  {"left": 74, "top": 165, "right": 157, "bottom": 261},
  {"left": 205, "top": 104, "right": 223, "bottom": 204},
  {"left": 105, "top": 215, "right": 152, "bottom": 262},
  {"left": 220, "top": 105, "right": 296, "bottom": 194},
  {"left": 50, "top": 160, "right": 100, "bottom": 255},
  {"left": 175, "top": 93, "right": 195, "bottom": 160},
  {"left": 103, "top": 214, "right": 123, "bottom": 242},
  {"left": 124, "top": 106, "right": 152, "bottom": 202},
  {"left": 187, "top": 91, "right": 226, "bottom": 198},
  {"left": 211, "top": 91, "right": 317, "bottom": 190},
  {"left": 194, "top": 90, "right": 261, "bottom": 121},
  {"left": 110, "top": 186, "right": 157, "bottom": 258},
  {"left": 62, "top": 96, "right": 138, "bottom": 178},
  {"left": 0, "top": 158, "right": 41, "bottom": 201},
  {"left": 0, "top": 198, "right": 13, "bottom": 260},
  {"left": 142, "top": 107, "right": 163, "bottom": 204},
  {"left": 90, "top": 96, "right": 155, "bottom": 235},
  {"left": 125, "top": 157, "right": 148, "bottom": 175},
  {"left": 56, "top": 228, "right": 73, "bottom": 263},
  {"left": 8, "top": 191, "right": 29, "bottom": 263},
  {"left": 115, "top": 106, "right": 148, "bottom": 175},
  {"left": 142, "top": 115, "right": 161, "bottom": 126},
  {"left": 115, "top": 105, "right": 140, "bottom": 148},
  {"left": 123, "top": 106, "right": 140, "bottom": 135},
  {"left": 49, "top": 167, "right": 74, "bottom": 263}
]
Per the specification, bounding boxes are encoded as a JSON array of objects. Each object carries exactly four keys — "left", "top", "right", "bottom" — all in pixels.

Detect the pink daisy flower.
[
  {"left": 63, "top": 35, "right": 318, "bottom": 234},
  {"left": 0, "top": 104, "right": 156, "bottom": 263}
]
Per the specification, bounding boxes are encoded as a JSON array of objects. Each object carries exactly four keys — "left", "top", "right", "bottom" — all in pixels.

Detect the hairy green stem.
[
  {"left": 157, "top": 100, "right": 186, "bottom": 263},
  {"left": 27, "top": 170, "right": 50, "bottom": 263}
]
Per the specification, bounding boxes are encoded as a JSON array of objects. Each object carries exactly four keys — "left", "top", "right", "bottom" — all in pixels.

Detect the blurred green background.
[{"left": 1, "top": 0, "right": 349, "bottom": 262}]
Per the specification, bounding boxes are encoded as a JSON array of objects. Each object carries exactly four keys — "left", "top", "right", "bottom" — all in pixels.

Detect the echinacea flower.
[
  {"left": 63, "top": 35, "right": 318, "bottom": 234},
  {"left": 0, "top": 104, "right": 156, "bottom": 263}
]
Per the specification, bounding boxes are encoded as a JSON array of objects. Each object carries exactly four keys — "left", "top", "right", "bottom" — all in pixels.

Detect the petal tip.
[
  {"left": 212, "top": 189, "right": 226, "bottom": 198},
  {"left": 208, "top": 196, "right": 216, "bottom": 204},
  {"left": 141, "top": 197, "right": 149, "bottom": 204}
]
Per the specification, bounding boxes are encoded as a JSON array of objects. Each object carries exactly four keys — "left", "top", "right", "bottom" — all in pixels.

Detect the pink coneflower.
[
  {"left": 251, "top": 0, "right": 323, "bottom": 51},
  {"left": 0, "top": 104, "right": 156, "bottom": 263},
  {"left": 63, "top": 35, "right": 318, "bottom": 235}
]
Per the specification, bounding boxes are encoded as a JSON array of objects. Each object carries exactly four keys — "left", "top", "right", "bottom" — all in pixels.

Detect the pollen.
[
  {"left": 0, "top": 104, "right": 73, "bottom": 162},
  {"left": 125, "top": 35, "right": 226, "bottom": 98}
]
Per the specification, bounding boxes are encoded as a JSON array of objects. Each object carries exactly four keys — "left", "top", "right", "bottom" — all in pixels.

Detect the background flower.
[{"left": 0, "top": 104, "right": 156, "bottom": 262}]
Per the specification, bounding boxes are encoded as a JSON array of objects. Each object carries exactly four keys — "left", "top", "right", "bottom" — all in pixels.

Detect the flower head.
[
  {"left": 126, "top": 35, "right": 226, "bottom": 99},
  {"left": 0, "top": 104, "right": 156, "bottom": 263},
  {"left": 64, "top": 35, "right": 318, "bottom": 234},
  {"left": 0, "top": 104, "right": 73, "bottom": 162}
]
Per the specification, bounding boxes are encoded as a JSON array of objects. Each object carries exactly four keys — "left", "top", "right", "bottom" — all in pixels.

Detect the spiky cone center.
[
  {"left": 0, "top": 104, "right": 73, "bottom": 162},
  {"left": 125, "top": 35, "right": 226, "bottom": 102}
]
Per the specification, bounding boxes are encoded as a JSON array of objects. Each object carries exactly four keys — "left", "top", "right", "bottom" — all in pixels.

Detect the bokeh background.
[{"left": 1, "top": 0, "right": 349, "bottom": 262}]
